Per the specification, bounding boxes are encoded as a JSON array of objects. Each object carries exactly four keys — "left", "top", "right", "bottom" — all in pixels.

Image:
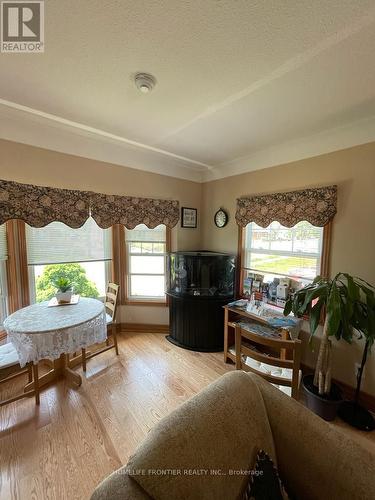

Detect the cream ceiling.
[{"left": 1, "top": 0, "right": 375, "bottom": 182}]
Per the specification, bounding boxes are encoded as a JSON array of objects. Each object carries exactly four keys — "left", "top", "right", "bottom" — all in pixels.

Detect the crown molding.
[
  {"left": 1, "top": 99, "right": 375, "bottom": 184},
  {"left": 0, "top": 99, "right": 210, "bottom": 183},
  {"left": 202, "top": 114, "right": 375, "bottom": 182}
]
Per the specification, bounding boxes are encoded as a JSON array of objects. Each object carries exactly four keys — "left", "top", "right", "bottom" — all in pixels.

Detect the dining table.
[{"left": 3, "top": 297, "right": 107, "bottom": 390}]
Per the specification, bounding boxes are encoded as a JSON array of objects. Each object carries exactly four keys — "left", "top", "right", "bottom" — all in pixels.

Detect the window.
[
  {"left": 125, "top": 224, "right": 167, "bottom": 302},
  {"left": 245, "top": 221, "right": 324, "bottom": 279},
  {"left": 0, "top": 224, "right": 8, "bottom": 326},
  {"left": 240, "top": 221, "right": 325, "bottom": 299},
  {"left": 26, "top": 218, "right": 112, "bottom": 303}
]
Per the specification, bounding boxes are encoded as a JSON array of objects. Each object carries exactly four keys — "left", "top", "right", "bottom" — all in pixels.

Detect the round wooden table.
[{"left": 4, "top": 297, "right": 106, "bottom": 389}]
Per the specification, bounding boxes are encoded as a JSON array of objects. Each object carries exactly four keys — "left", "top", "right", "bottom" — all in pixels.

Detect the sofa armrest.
[
  {"left": 91, "top": 470, "right": 151, "bottom": 500},
  {"left": 124, "top": 371, "right": 276, "bottom": 500}
]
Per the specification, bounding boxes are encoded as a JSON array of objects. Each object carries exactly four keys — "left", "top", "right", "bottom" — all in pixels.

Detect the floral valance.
[
  {"left": 0, "top": 179, "right": 90, "bottom": 228},
  {"left": 0, "top": 179, "right": 180, "bottom": 229},
  {"left": 90, "top": 192, "right": 180, "bottom": 229},
  {"left": 235, "top": 185, "right": 337, "bottom": 228}
]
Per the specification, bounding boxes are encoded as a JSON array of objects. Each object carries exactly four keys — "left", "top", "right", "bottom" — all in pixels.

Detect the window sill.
[{"left": 124, "top": 300, "right": 167, "bottom": 307}]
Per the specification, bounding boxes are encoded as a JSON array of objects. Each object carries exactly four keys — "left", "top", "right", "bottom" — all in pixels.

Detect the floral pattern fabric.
[
  {"left": 0, "top": 179, "right": 90, "bottom": 228},
  {"left": 4, "top": 298, "right": 106, "bottom": 367},
  {"left": 90, "top": 192, "right": 180, "bottom": 229},
  {"left": 236, "top": 185, "right": 337, "bottom": 228},
  {"left": 0, "top": 179, "right": 180, "bottom": 229}
]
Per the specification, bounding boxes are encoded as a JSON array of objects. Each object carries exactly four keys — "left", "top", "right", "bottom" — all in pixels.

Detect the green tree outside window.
[{"left": 36, "top": 263, "right": 99, "bottom": 302}]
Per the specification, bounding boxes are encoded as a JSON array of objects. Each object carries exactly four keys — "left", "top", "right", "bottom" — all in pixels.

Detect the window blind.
[
  {"left": 125, "top": 224, "right": 166, "bottom": 242},
  {"left": 0, "top": 225, "right": 7, "bottom": 261},
  {"left": 26, "top": 217, "right": 112, "bottom": 265}
]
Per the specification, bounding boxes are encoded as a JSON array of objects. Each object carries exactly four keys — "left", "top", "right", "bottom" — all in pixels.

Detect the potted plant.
[
  {"left": 53, "top": 277, "right": 74, "bottom": 304},
  {"left": 284, "top": 273, "right": 375, "bottom": 423},
  {"left": 338, "top": 278, "right": 375, "bottom": 431}
]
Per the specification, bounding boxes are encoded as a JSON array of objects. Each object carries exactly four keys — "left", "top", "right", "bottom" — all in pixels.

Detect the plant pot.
[
  {"left": 338, "top": 401, "right": 375, "bottom": 432},
  {"left": 302, "top": 374, "right": 343, "bottom": 421},
  {"left": 55, "top": 291, "right": 73, "bottom": 304}
]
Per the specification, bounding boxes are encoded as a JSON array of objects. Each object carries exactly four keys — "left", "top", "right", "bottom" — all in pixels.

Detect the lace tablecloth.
[{"left": 3, "top": 298, "right": 107, "bottom": 367}]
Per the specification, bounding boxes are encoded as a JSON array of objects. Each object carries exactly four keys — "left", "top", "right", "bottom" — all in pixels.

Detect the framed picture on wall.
[{"left": 181, "top": 207, "right": 197, "bottom": 228}]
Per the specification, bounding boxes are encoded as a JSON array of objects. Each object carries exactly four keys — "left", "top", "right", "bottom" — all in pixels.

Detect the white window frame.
[
  {"left": 28, "top": 260, "right": 112, "bottom": 304},
  {"left": 244, "top": 221, "right": 324, "bottom": 281},
  {"left": 126, "top": 227, "right": 168, "bottom": 303},
  {"left": 26, "top": 221, "right": 113, "bottom": 303}
]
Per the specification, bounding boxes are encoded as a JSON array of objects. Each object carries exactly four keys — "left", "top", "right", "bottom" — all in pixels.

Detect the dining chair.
[
  {"left": 235, "top": 323, "right": 302, "bottom": 399},
  {"left": 81, "top": 282, "right": 120, "bottom": 371},
  {"left": 0, "top": 342, "right": 40, "bottom": 406}
]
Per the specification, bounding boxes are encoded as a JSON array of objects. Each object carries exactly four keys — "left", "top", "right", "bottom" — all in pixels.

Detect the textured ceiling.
[{"left": 1, "top": 0, "right": 375, "bottom": 181}]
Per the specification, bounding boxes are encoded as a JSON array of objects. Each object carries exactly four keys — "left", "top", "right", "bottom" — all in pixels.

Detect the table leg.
[
  {"left": 24, "top": 353, "right": 82, "bottom": 392},
  {"left": 68, "top": 352, "right": 84, "bottom": 369},
  {"left": 68, "top": 350, "right": 92, "bottom": 369},
  {"left": 61, "top": 354, "right": 82, "bottom": 388},
  {"left": 32, "top": 363, "right": 40, "bottom": 405}
]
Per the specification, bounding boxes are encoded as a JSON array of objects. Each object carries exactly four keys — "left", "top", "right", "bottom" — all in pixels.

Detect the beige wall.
[
  {"left": 0, "top": 139, "right": 202, "bottom": 252},
  {"left": 0, "top": 139, "right": 202, "bottom": 325},
  {"left": 1, "top": 137, "right": 375, "bottom": 395},
  {"left": 201, "top": 141, "right": 375, "bottom": 395}
]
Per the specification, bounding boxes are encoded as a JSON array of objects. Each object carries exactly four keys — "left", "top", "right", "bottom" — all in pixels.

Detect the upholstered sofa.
[{"left": 91, "top": 372, "right": 375, "bottom": 500}]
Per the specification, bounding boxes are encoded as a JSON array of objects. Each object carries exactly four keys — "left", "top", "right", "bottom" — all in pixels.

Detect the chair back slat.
[
  {"left": 239, "top": 327, "right": 296, "bottom": 350},
  {"left": 235, "top": 324, "right": 302, "bottom": 399},
  {"left": 107, "top": 283, "right": 120, "bottom": 293},
  {"left": 106, "top": 291, "right": 117, "bottom": 302},
  {"left": 105, "top": 282, "right": 120, "bottom": 321},
  {"left": 240, "top": 344, "right": 294, "bottom": 369}
]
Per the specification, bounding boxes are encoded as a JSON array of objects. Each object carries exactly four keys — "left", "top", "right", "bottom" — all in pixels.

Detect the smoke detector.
[{"left": 134, "top": 73, "right": 156, "bottom": 94}]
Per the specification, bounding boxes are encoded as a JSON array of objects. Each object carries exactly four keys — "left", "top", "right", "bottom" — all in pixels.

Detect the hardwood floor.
[
  {"left": 0, "top": 332, "right": 233, "bottom": 500},
  {"left": 1, "top": 332, "right": 375, "bottom": 500}
]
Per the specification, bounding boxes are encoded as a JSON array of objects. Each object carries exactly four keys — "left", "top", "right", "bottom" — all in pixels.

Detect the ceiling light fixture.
[{"left": 134, "top": 73, "right": 156, "bottom": 94}]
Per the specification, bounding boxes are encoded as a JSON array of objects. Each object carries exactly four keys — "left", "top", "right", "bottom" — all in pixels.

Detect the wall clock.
[{"left": 214, "top": 208, "right": 228, "bottom": 228}]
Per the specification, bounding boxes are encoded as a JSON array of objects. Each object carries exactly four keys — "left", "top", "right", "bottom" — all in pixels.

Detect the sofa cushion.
[{"left": 127, "top": 371, "right": 276, "bottom": 500}]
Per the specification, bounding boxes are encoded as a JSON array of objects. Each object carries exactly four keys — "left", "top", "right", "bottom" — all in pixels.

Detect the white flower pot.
[{"left": 56, "top": 291, "right": 73, "bottom": 304}]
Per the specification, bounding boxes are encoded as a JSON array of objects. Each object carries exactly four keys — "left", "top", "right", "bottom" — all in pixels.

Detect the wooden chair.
[
  {"left": 235, "top": 324, "right": 302, "bottom": 399},
  {"left": 81, "top": 283, "right": 120, "bottom": 371},
  {"left": 0, "top": 342, "right": 40, "bottom": 406}
]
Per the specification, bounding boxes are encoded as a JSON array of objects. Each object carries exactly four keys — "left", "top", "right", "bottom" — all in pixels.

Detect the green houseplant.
[
  {"left": 284, "top": 273, "right": 375, "bottom": 427},
  {"left": 37, "top": 264, "right": 99, "bottom": 302},
  {"left": 52, "top": 276, "right": 74, "bottom": 304}
]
